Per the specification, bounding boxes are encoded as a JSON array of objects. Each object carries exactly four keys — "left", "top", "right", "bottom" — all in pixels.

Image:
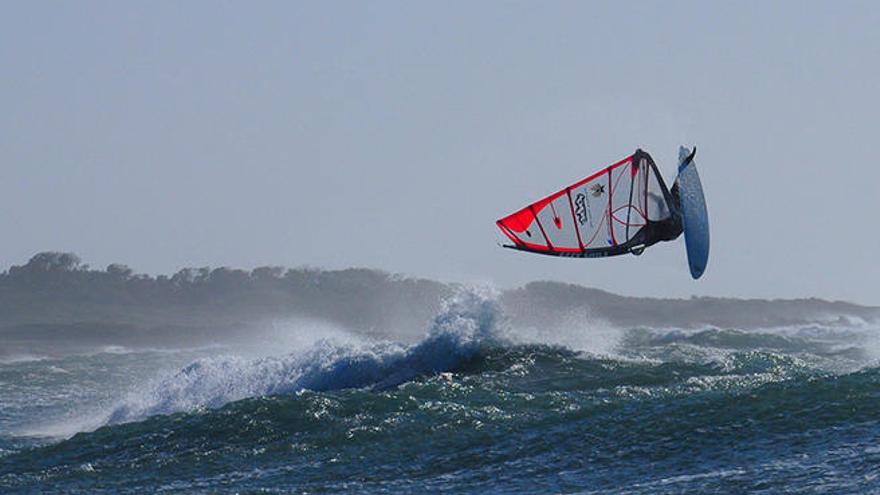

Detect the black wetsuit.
[{"left": 652, "top": 181, "right": 684, "bottom": 242}]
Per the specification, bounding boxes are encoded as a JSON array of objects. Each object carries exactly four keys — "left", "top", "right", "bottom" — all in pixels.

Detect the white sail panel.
[
  {"left": 569, "top": 171, "right": 614, "bottom": 249},
  {"left": 609, "top": 158, "right": 650, "bottom": 245},
  {"left": 534, "top": 193, "right": 582, "bottom": 252}
]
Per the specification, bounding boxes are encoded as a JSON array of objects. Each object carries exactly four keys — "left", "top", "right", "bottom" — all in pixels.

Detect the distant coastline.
[{"left": 2, "top": 252, "right": 877, "bottom": 357}]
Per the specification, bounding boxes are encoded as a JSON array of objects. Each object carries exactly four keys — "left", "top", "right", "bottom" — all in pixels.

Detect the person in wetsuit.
[{"left": 657, "top": 180, "right": 684, "bottom": 242}]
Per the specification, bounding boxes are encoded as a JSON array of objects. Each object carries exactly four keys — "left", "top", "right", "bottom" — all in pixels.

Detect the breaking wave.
[{"left": 108, "top": 290, "right": 501, "bottom": 423}]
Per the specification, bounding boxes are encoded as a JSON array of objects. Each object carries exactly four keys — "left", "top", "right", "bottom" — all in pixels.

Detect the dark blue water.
[{"left": 2, "top": 293, "right": 879, "bottom": 494}]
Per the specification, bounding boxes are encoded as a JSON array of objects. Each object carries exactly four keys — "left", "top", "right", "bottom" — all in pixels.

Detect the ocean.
[{"left": 2, "top": 291, "right": 879, "bottom": 494}]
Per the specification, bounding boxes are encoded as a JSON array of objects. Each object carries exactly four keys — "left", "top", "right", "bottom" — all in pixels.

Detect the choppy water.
[{"left": 2, "top": 292, "right": 880, "bottom": 494}]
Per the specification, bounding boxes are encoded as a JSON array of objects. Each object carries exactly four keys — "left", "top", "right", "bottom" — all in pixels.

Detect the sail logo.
[{"left": 575, "top": 193, "right": 588, "bottom": 225}]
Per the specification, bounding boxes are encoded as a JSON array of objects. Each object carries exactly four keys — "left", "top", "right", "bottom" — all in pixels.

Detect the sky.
[{"left": 1, "top": 1, "right": 878, "bottom": 304}]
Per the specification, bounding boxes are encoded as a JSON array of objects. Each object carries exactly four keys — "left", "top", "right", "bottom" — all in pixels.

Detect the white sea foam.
[{"left": 0, "top": 354, "right": 52, "bottom": 365}]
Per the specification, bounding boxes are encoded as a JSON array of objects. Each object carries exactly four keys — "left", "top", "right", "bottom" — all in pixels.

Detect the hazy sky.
[{"left": 2, "top": 1, "right": 878, "bottom": 304}]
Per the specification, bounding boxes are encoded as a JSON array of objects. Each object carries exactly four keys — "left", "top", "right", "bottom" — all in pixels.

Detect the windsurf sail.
[{"left": 496, "top": 149, "right": 680, "bottom": 258}]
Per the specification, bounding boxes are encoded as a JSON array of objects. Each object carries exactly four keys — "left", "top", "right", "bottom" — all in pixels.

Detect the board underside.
[{"left": 677, "top": 147, "right": 710, "bottom": 279}]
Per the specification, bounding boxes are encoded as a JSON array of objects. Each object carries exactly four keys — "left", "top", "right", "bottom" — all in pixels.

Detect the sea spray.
[{"left": 503, "top": 304, "right": 622, "bottom": 357}]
